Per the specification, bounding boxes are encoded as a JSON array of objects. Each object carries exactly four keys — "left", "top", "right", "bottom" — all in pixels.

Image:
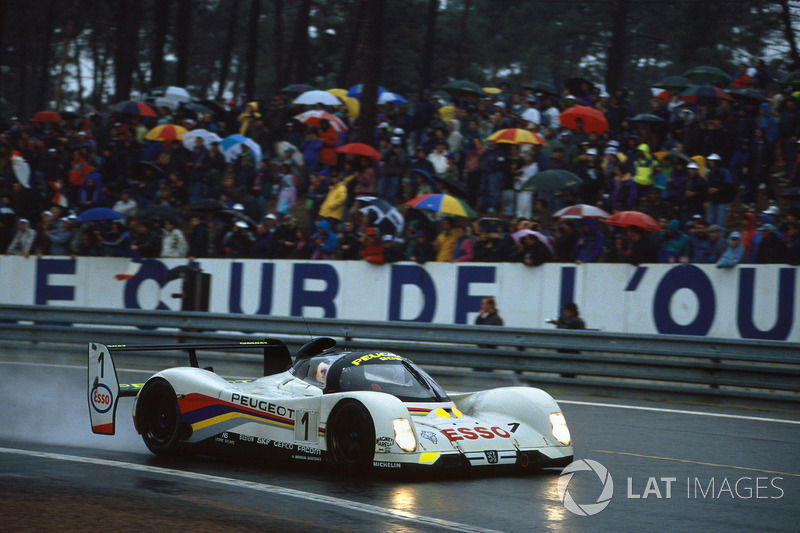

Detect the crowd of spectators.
[{"left": 2, "top": 59, "right": 800, "bottom": 266}]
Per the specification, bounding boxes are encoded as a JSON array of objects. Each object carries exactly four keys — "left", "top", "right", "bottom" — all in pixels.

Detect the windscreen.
[{"left": 336, "top": 359, "right": 449, "bottom": 402}]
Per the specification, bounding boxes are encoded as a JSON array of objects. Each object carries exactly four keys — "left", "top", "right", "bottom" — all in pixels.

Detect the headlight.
[
  {"left": 393, "top": 418, "right": 417, "bottom": 452},
  {"left": 549, "top": 412, "right": 571, "bottom": 446}
]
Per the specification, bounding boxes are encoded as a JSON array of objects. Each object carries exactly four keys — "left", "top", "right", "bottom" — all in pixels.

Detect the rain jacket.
[
  {"left": 632, "top": 143, "right": 658, "bottom": 186},
  {"left": 574, "top": 219, "right": 605, "bottom": 263},
  {"left": 237, "top": 102, "right": 261, "bottom": 136},
  {"left": 716, "top": 238, "right": 745, "bottom": 268},
  {"left": 656, "top": 219, "right": 691, "bottom": 263},
  {"left": 313, "top": 219, "right": 338, "bottom": 256},
  {"left": 319, "top": 175, "right": 355, "bottom": 221},
  {"left": 434, "top": 228, "right": 459, "bottom": 262}
]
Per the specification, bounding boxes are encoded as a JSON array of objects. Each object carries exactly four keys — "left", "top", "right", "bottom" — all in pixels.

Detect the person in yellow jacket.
[
  {"left": 238, "top": 102, "right": 261, "bottom": 135},
  {"left": 318, "top": 172, "right": 355, "bottom": 231},
  {"left": 632, "top": 143, "right": 659, "bottom": 190},
  {"left": 433, "top": 217, "right": 459, "bottom": 262}
]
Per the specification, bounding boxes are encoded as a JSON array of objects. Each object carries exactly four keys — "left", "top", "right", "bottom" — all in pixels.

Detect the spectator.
[
  {"left": 336, "top": 219, "right": 362, "bottom": 260},
  {"left": 113, "top": 189, "right": 138, "bottom": 218},
  {"left": 706, "top": 224, "right": 727, "bottom": 263},
  {"left": 656, "top": 219, "right": 690, "bottom": 263},
  {"left": 553, "top": 219, "right": 579, "bottom": 262},
  {"left": 318, "top": 172, "right": 354, "bottom": 232},
  {"left": 514, "top": 232, "right": 553, "bottom": 266},
  {"left": 785, "top": 221, "right": 800, "bottom": 265},
  {"left": 547, "top": 301, "right": 586, "bottom": 329},
  {"left": 574, "top": 219, "right": 605, "bottom": 264},
  {"left": 684, "top": 162, "right": 708, "bottom": 220},
  {"left": 433, "top": 218, "right": 459, "bottom": 262},
  {"left": 187, "top": 213, "right": 209, "bottom": 260},
  {"left": 688, "top": 221, "right": 715, "bottom": 263},
  {"left": 310, "top": 219, "right": 338, "bottom": 260},
  {"left": 221, "top": 220, "right": 254, "bottom": 258},
  {"left": 250, "top": 216, "right": 278, "bottom": 259},
  {"left": 45, "top": 217, "right": 73, "bottom": 256},
  {"left": 360, "top": 227, "right": 384, "bottom": 264},
  {"left": 5, "top": 218, "right": 36, "bottom": 256},
  {"left": 478, "top": 139, "right": 506, "bottom": 213},
  {"left": 716, "top": 231, "right": 746, "bottom": 268},
  {"left": 100, "top": 221, "right": 133, "bottom": 257},
  {"left": 160, "top": 219, "right": 189, "bottom": 258},
  {"left": 449, "top": 225, "right": 474, "bottom": 262},
  {"left": 276, "top": 163, "right": 297, "bottom": 220},
  {"left": 407, "top": 230, "right": 436, "bottom": 264},
  {"left": 755, "top": 224, "right": 786, "bottom": 263},
  {"left": 705, "top": 153, "right": 735, "bottom": 232},
  {"left": 380, "top": 137, "right": 407, "bottom": 206}
]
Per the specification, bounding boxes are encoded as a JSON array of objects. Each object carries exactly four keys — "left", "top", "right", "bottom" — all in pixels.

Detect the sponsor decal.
[
  {"left": 373, "top": 461, "right": 402, "bottom": 469},
  {"left": 230, "top": 393, "right": 295, "bottom": 419},
  {"left": 376, "top": 436, "right": 395, "bottom": 447},
  {"left": 351, "top": 352, "right": 406, "bottom": 366},
  {"left": 440, "top": 426, "right": 511, "bottom": 442},
  {"left": 420, "top": 430, "right": 438, "bottom": 445},
  {"left": 90, "top": 383, "right": 113, "bottom": 413}
]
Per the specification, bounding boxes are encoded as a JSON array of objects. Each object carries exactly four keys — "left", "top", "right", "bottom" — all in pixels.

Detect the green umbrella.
[
  {"left": 521, "top": 170, "right": 583, "bottom": 192},
  {"left": 441, "top": 80, "right": 487, "bottom": 96},
  {"left": 652, "top": 75, "right": 693, "bottom": 90},
  {"left": 778, "top": 71, "right": 800, "bottom": 88},
  {"left": 681, "top": 66, "right": 732, "bottom": 86},
  {"left": 522, "top": 80, "right": 559, "bottom": 96}
]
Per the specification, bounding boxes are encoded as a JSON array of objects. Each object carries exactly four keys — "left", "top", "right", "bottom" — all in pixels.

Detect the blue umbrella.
[
  {"left": 378, "top": 92, "right": 408, "bottom": 105},
  {"left": 346, "top": 84, "right": 387, "bottom": 99},
  {"left": 79, "top": 207, "right": 124, "bottom": 222},
  {"left": 220, "top": 134, "right": 263, "bottom": 164}
]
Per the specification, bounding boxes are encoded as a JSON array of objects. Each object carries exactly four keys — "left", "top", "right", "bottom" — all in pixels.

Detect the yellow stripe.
[
  {"left": 191, "top": 412, "right": 293, "bottom": 432},
  {"left": 595, "top": 450, "right": 800, "bottom": 478}
]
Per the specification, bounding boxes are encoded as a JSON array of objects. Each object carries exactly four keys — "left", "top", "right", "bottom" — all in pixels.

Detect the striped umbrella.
[
  {"left": 144, "top": 124, "right": 187, "bottom": 142},
  {"left": 487, "top": 128, "right": 546, "bottom": 145},
  {"left": 553, "top": 204, "right": 610, "bottom": 219},
  {"left": 405, "top": 193, "right": 477, "bottom": 218},
  {"left": 220, "top": 134, "right": 262, "bottom": 163},
  {"left": 110, "top": 100, "right": 157, "bottom": 117},
  {"left": 294, "top": 110, "right": 348, "bottom": 132},
  {"left": 678, "top": 85, "right": 733, "bottom": 106}
]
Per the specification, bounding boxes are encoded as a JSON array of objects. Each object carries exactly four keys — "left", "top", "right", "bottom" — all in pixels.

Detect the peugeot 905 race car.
[{"left": 88, "top": 337, "right": 573, "bottom": 473}]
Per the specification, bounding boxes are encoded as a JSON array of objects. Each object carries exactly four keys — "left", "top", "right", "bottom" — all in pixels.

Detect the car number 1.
[{"left": 294, "top": 410, "right": 318, "bottom": 443}]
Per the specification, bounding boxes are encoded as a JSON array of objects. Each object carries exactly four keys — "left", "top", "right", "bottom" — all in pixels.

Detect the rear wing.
[{"left": 87, "top": 338, "right": 295, "bottom": 436}]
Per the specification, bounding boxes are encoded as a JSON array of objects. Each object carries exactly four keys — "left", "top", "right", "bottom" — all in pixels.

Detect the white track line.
[
  {"left": 557, "top": 399, "right": 800, "bottom": 425},
  {"left": 0, "top": 447, "right": 504, "bottom": 533}
]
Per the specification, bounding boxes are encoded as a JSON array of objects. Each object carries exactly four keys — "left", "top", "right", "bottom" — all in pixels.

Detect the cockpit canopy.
[{"left": 290, "top": 350, "right": 449, "bottom": 402}]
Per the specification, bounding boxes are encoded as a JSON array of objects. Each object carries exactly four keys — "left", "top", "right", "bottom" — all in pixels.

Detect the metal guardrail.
[{"left": 1, "top": 304, "right": 798, "bottom": 407}]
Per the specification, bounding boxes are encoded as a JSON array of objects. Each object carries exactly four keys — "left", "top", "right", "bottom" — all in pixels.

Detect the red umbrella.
[
  {"left": 559, "top": 106, "right": 609, "bottom": 134},
  {"left": 336, "top": 142, "right": 382, "bottom": 159},
  {"left": 32, "top": 110, "right": 63, "bottom": 123},
  {"left": 603, "top": 211, "right": 661, "bottom": 231},
  {"left": 553, "top": 204, "right": 610, "bottom": 219}
]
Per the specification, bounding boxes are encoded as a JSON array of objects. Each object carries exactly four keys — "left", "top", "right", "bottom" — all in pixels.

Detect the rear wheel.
[
  {"left": 137, "top": 378, "right": 181, "bottom": 457},
  {"left": 326, "top": 400, "right": 375, "bottom": 472}
]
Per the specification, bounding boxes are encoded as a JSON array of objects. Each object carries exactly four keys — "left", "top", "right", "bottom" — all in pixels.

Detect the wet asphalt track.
[{"left": 1, "top": 349, "right": 798, "bottom": 532}]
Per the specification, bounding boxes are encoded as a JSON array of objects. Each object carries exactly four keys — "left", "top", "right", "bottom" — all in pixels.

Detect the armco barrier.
[{"left": 1, "top": 304, "right": 798, "bottom": 407}]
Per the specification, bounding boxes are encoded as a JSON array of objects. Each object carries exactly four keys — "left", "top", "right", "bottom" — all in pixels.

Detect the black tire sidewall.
[
  {"left": 137, "top": 378, "right": 181, "bottom": 457},
  {"left": 326, "top": 399, "right": 375, "bottom": 473}
]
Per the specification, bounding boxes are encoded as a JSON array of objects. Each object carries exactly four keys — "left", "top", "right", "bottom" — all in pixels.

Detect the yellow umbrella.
[
  {"left": 327, "top": 89, "right": 359, "bottom": 119},
  {"left": 486, "top": 128, "right": 547, "bottom": 145},
  {"left": 144, "top": 124, "right": 187, "bottom": 142},
  {"left": 439, "top": 105, "right": 455, "bottom": 122},
  {"left": 483, "top": 87, "right": 502, "bottom": 95}
]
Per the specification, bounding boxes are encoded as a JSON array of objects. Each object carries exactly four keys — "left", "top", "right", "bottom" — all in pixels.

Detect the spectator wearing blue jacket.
[
  {"left": 705, "top": 153, "right": 735, "bottom": 232},
  {"left": 574, "top": 218, "right": 605, "bottom": 264},
  {"left": 716, "top": 231, "right": 745, "bottom": 268}
]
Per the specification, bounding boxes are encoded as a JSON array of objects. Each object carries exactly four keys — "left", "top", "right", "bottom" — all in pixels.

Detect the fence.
[{"left": 1, "top": 304, "right": 798, "bottom": 407}]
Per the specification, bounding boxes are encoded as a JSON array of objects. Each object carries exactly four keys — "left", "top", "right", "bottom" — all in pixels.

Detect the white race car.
[{"left": 88, "top": 337, "right": 573, "bottom": 473}]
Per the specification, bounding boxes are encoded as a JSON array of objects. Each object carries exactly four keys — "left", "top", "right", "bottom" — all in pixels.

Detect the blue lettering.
[
  {"left": 123, "top": 260, "right": 170, "bottom": 311},
  {"left": 291, "top": 263, "right": 338, "bottom": 317},
  {"left": 737, "top": 268, "right": 795, "bottom": 340},
  {"left": 559, "top": 266, "right": 576, "bottom": 315},
  {"left": 35, "top": 258, "right": 75, "bottom": 305},
  {"left": 653, "top": 265, "right": 715, "bottom": 335},
  {"left": 455, "top": 266, "right": 496, "bottom": 324},
  {"left": 388, "top": 265, "right": 436, "bottom": 322},
  {"left": 229, "top": 262, "right": 274, "bottom": 315}
]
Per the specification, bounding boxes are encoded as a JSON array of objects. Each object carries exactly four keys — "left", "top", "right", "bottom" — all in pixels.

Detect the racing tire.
[
  {"left": 137, "top": 378, "right": 181, "bottom": 457},
  {"left": 326, "top": 400, "right": 375, "bottom": 473}
]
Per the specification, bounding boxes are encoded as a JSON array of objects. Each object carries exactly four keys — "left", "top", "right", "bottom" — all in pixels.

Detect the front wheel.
[
  {"left": 326, "top": 400, "right": 375, "bottom": 473},
  {"left": 137, "top": 378, "right": 181, "bottom": 457}
]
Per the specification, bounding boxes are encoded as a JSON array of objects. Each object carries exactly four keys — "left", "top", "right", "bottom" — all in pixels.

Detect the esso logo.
[{"left": 91, "top": 384, "right": 114, "bottom": 413}]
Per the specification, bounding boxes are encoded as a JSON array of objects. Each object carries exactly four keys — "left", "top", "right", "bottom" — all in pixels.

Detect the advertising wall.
[{"left": 0, "top": 256, "right": 796, "bottom": 342}]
